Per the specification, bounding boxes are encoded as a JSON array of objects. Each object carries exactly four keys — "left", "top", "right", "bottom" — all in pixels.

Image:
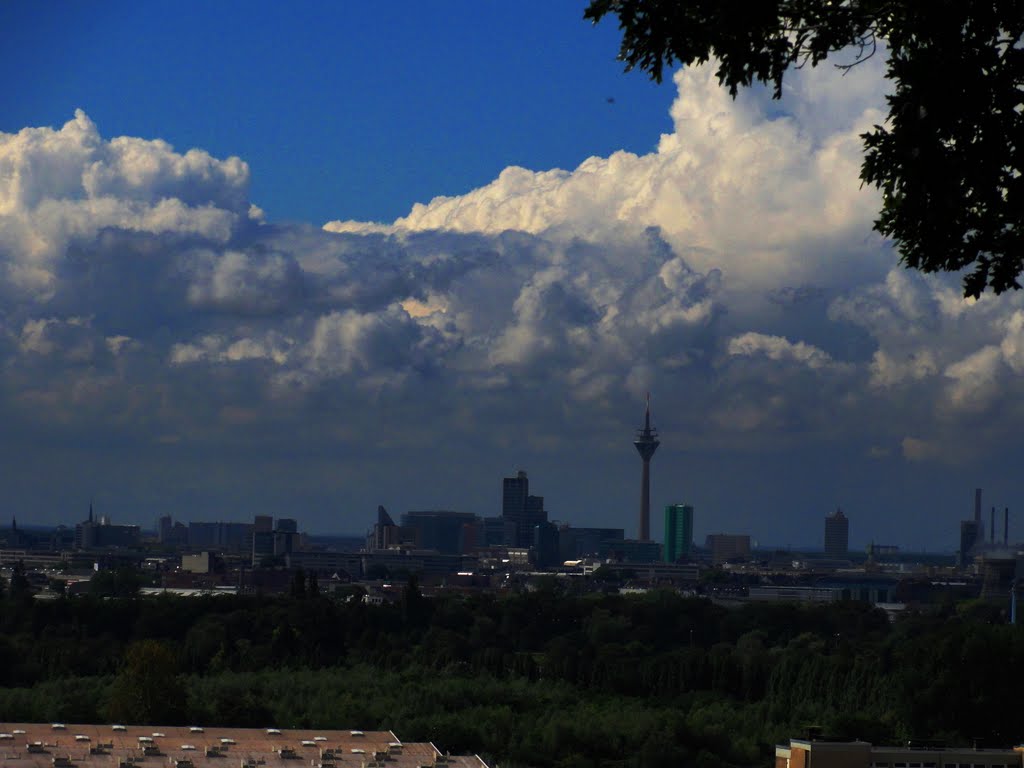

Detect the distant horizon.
[
  {"left": 7, "top": 518, "right": 968, "bottom": 556},
  {"left": 4, "top": 2, "right": 1024, "bottom": 553}
]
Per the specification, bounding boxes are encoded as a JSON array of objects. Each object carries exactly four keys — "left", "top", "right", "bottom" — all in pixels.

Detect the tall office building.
[
  {"left": 633, "top": 395, "right": 660, "bottom": 541},
  {"left": 74, "top": 505, "right": 140, "bottom": 550},
  {"left": 958, "top": 489, "right": 985, "bottom": 567},
  {"left": 975, "top": 487, "right": 985, "bottom": 541},
  {"left": 533, "top": 521, "right": 561, "bottom": 569},
  {"left": 369, "top": 505, "right": 399, "bottom": 551},
  {"left": 959, "top": 519, "right": 981, "bottom": 566},
  {"left": 706, "top": 533, "right": 751, "bottom": 564},
  {"left": 824, "top": 508, "right": 849, "bottom": 556},
  {"left": 558, "top": 526, "right": 625, "bottom": 560},
  {"left": 502, "top": 470, "right": 547, "bottom": 548},
  {"left": 663, "top": 504, "right": 694, "bottom": 563},
  {"left": 157, "top": 515, "right": 173, "bottom": 544},
  {"left": 401, "top": 510, "right": 478, "bottom": 555},
  {"left": 478, "top": 516, "right": 517, "bottom": 548},
  {"left": 252, "top": 514, "right": 275, "bottom": 565},
  {"left": 273, "top": 518, "right": 300, "bottom": 556}
]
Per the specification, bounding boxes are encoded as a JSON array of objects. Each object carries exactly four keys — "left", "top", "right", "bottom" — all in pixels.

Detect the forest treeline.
[{"left": 0, "top": 575, "right": 1022, "bottom": 768}]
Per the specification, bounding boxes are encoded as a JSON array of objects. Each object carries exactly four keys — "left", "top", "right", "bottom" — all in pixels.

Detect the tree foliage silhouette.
[
  {"left": 585, "top": 0, "right": 1024, "bottom": 297},
  {"left": 106, "top": 639, "right": 187, "bottom": 725}
]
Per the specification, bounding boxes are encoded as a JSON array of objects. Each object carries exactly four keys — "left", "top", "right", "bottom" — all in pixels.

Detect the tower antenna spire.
[{"left": 634, "top": 394, "right": 660, "bottom": 541}]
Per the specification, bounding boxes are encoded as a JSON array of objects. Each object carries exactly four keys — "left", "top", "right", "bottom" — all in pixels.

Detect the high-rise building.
[
  {"left": 958, "top": 488, "right": 985, "bottom": 567},
  {"left": 276, "top": 518, "right": 298, "bottom": 534},
  {"left": 824, "top": 507, "right": 849, "bottom": 556},
  {"left": 557, "top": 526, "right": 625, "bottom": 560},
  {"left": 502, "top": 470, "right": 546, "bottom": 548},
  {"left": 706, "top": 533, "right": 751, "bottom": 564},
  {"left": 477, "top": 516, "right": 517, "bottom": 548},
  {"left": 400, "top": 510, "right": 478, "bottom": 555},
  {"left": 75, "top": 514, "right": 140, "bottom": 550},
  {"left": 606, "top": 538, "right": 661, "bottom": 563},
  {"left": 157, "top": 515, "right": 173, "bottom": 544},
  {"left": 663, "top": 504, "right": 694, "bottom": 563},
  {"left": 975, "top": 487, "right": 985, "bottom": 540},
  {"left": 368, "top": 505, "right": 400, "bottom": 551},
  {"left": 185, "top": 521, "right": 253, "bottom": 553},
  {"left": 959, "top": 519, "right": 981, "bottom": 566},
  {"left": 252, "top": 515, "right": 275, "bottom": 565},
  {"left": 633, "top": 395, "right": 660, "bottom": 541},
  {"left": 533, "top": 521, "right": 560, "bottom": 568}
]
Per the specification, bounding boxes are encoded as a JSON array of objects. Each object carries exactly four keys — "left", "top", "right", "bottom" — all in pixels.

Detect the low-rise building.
[
  {"left": 777, "top": 738, "right": 1024, "bottom": 768},
  {"left": 0, "top": 723, "right": 490, "bottom": 768}
]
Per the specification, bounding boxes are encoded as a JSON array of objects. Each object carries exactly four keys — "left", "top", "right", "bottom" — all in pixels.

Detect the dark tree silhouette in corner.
[{"left": 585, "top": 0, "right": 1024, "bottom": 297}]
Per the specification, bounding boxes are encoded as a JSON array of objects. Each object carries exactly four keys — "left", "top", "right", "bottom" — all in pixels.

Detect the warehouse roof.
[{"left": 0, "top": 723, "right": 490, "bottom": 768}]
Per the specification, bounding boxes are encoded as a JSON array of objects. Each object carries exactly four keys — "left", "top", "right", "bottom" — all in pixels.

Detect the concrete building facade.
[
  {"left": 824, "top": 508, "right": 849, "bottom": 556},
  {"left": 706, "top": 533, "right": 751, "bottom": 564},
  {"left": 777, "top": 738, "right": 1023, "bottom": 768},
  {"left": 502, "top": 471, "right": 546, "bottom": 548}
]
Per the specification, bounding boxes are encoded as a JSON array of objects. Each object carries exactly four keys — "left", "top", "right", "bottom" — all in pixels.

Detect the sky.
[{"left": 3, "top": 2, "right": 1023, "bottom": 550}]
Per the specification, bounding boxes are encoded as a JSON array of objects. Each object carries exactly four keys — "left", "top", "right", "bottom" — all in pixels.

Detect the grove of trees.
[{"left": 0, "top": 583, "right": 1021, "bottom": 768}]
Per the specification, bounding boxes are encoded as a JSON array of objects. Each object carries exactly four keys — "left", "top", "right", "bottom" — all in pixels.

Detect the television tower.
[{"left": 633, "top": 393, "right": 660, "bottom": 541}]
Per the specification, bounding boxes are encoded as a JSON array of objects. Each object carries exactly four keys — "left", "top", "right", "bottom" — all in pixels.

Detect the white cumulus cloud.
[{"left": 6, "top": 57, "right": 1024, "bottom": 543}]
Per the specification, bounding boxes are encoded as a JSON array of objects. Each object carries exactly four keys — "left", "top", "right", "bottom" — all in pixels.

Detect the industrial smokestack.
[
  {"left": 1005, "top": 507, "right": 1009, "bottom": 546},
  {"left": 991, "top": 507, "right": 996, "bottom": 544},
  {"left": 975, "top": 488, "right": 982, "bottom": 522}
]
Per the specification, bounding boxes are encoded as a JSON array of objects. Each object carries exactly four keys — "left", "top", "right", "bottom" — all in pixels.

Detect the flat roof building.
[
  {"left": 706, "top": 533, "right": 751, "bottom": 565},
  {"left": 776, "top": 738, "right": 1024, "bottom": 768},
  {"left": 825, "top": 507, "right": 849, "bottom": 556},
  {"left": 0, "top": 723, "right": 490, "bottom": 768}
]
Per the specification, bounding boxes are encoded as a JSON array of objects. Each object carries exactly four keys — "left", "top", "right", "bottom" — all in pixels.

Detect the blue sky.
[
  {"left": 2, "top": 1, "right": 672, "bottom": 223},
  {"left": 3, "top": 2, "right": 1024, "bottom": 550}
]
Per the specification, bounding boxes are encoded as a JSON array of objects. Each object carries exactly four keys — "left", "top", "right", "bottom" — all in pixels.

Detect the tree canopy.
[{"left": 585, "top": 0, "right": 1024, "bottom": 297}]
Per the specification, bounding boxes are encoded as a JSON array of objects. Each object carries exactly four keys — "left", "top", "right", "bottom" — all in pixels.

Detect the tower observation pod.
[{"left": 633, "top": 394, "right": 660, "bottom": 541}]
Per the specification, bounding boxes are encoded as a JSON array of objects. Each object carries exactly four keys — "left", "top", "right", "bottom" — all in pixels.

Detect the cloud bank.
[{"left": 4, "top": 61, "right": 1024, "bottom": 544}]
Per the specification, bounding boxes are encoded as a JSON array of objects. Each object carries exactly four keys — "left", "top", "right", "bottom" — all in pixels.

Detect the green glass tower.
[{"left": 663, "top": 504, "right": 693, "bottom": 563}]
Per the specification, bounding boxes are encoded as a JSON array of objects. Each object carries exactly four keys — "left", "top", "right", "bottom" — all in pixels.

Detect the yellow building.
[{"left": 777, "top": 739, "right": 1024, "bottom": 768}]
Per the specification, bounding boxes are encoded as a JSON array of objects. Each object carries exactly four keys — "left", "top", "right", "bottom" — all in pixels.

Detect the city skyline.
[
  {"left": 4, "top": 3, "right": 1024, "bottom": 550},
  {"left": 6, "top": 473, "right": 1017, "bottom": 556}
]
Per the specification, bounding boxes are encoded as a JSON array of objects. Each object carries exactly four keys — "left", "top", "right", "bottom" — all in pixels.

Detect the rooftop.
[{"left": 0, "top": 723, "right": 490, "bottom": 768}]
